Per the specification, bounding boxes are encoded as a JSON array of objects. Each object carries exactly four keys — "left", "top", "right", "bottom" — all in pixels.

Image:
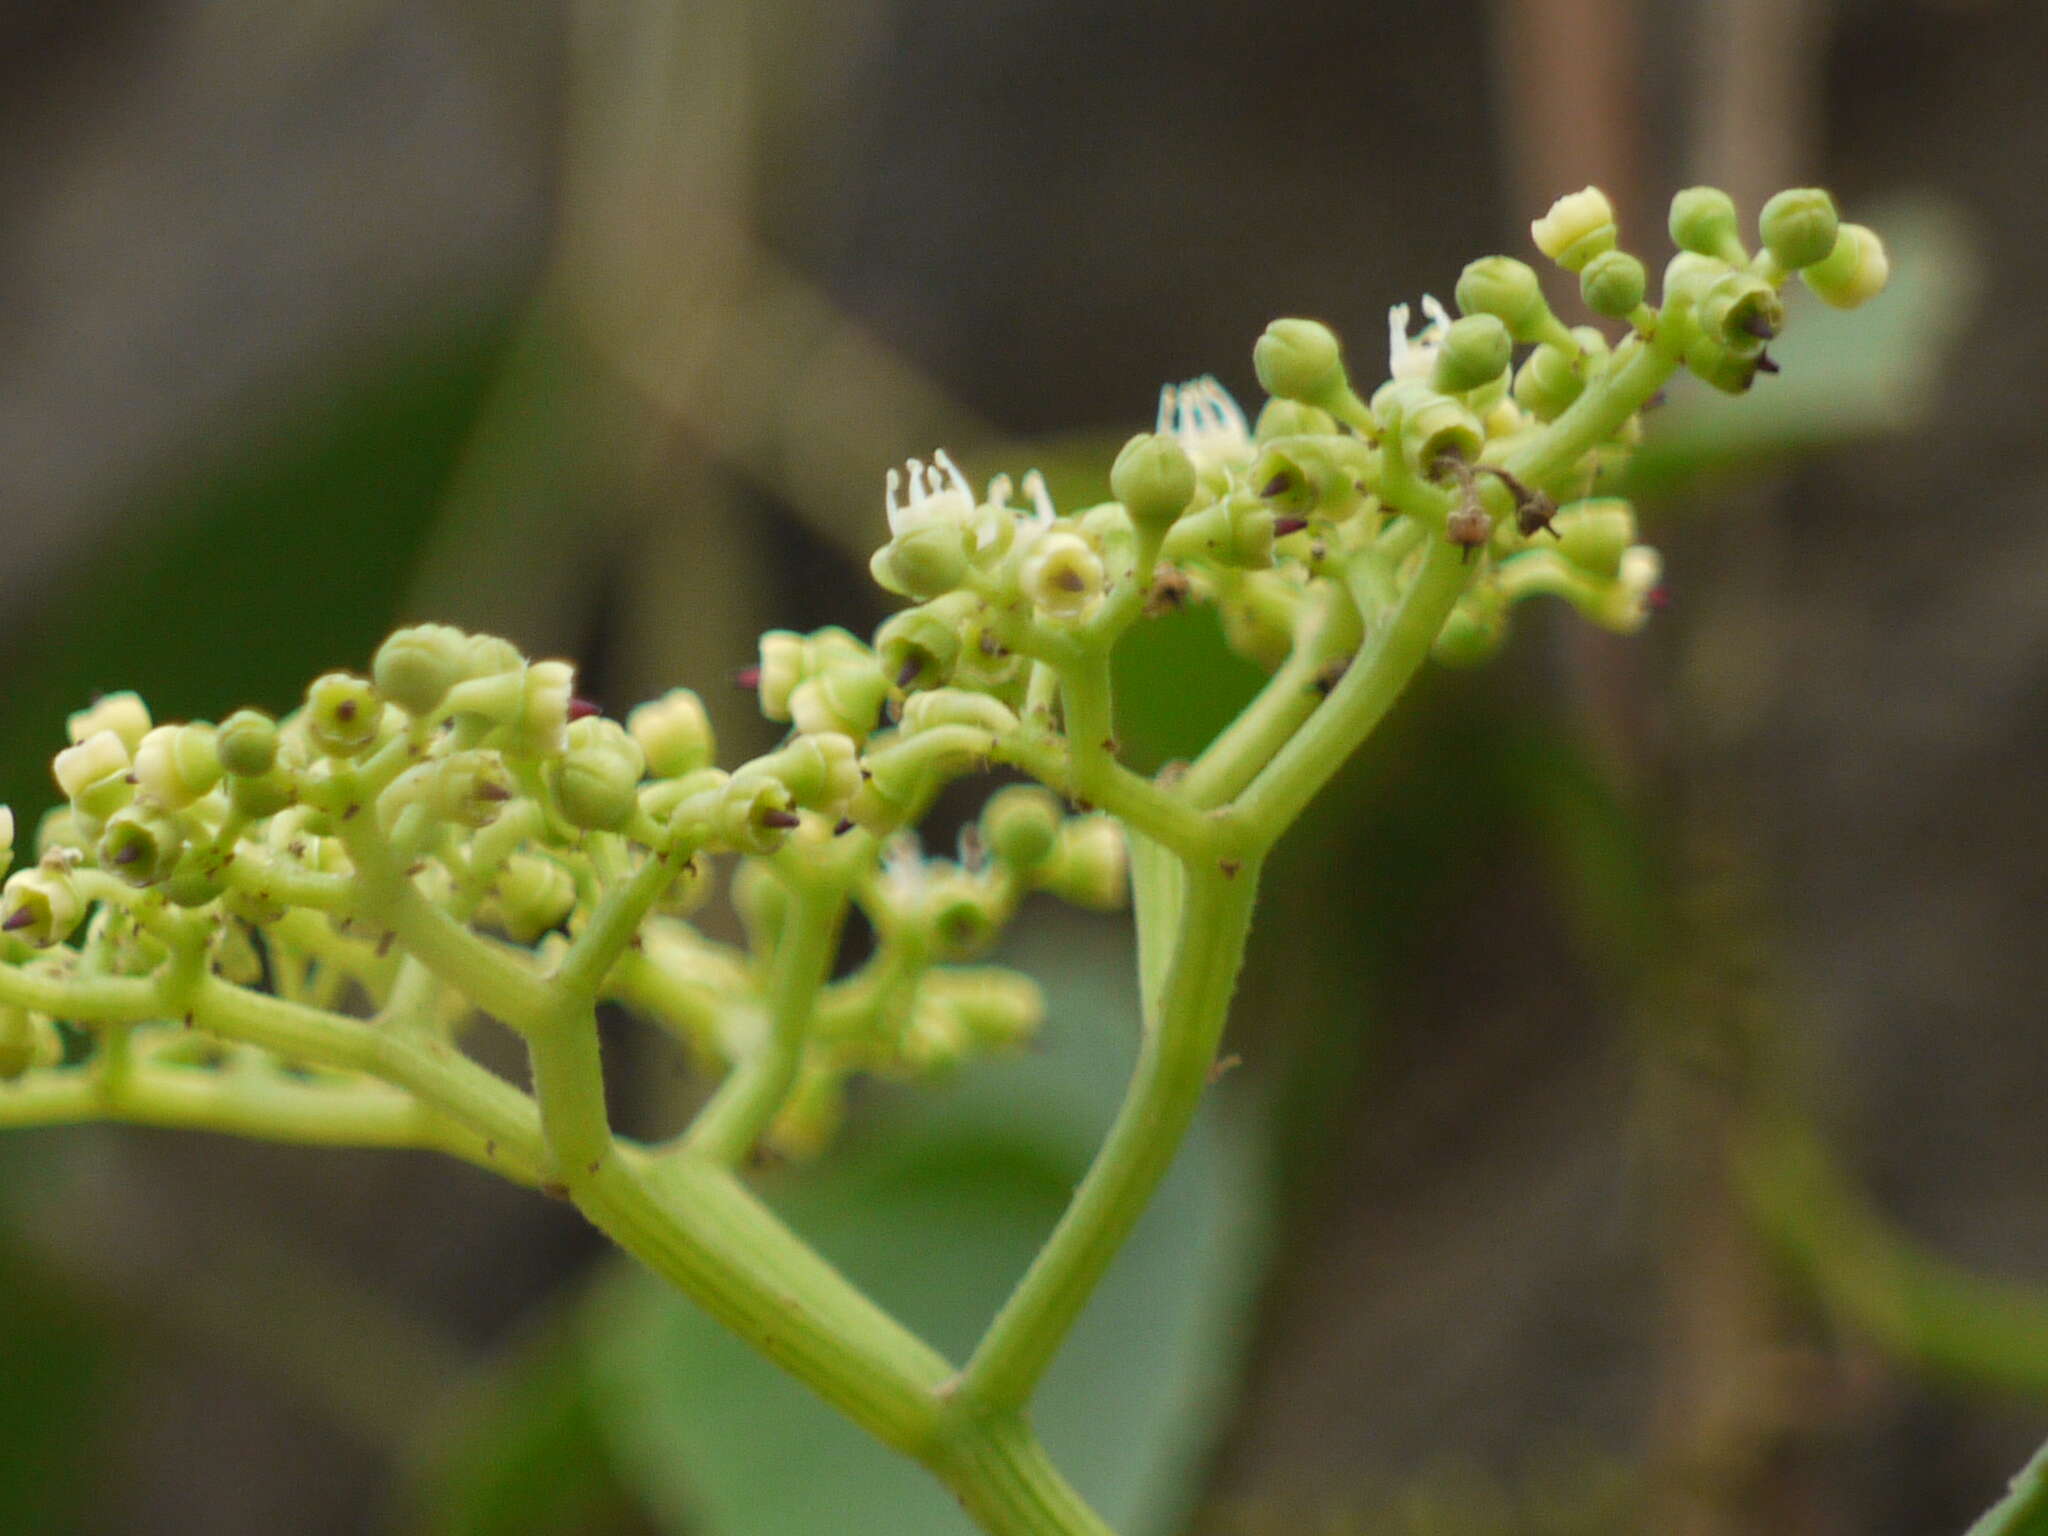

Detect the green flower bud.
[
  {"left": 34, "top": 808, "right": 89, "bottom": 861},
  {"left": 656, "top": 852, "right": 716, "bottom": 919},
  {"left": 229, "top": 766, "right": 296, "bottom": 820},
  {"left": 133, "top": 723, "right": 222, "bottom": 810},
  {"left": 1253, "top": 399, "right": 1337, "bottom": 441},
  {"left": 1683, "top": 332, "right": 1761, "bottom": 395},
  {"left": 383, "top": 748, "right": 513, "bottom": 829},
  {"left": 1432, "top": 580, "right": 1509, "bottom": 667},
  {"left": 923, "top": 872, "right": 1001, "bottom": 959},
  {"left": 1700, "top": 270, "right": 1784, "bottom": 353},
  {"left": 1801, "top": 222, "right": 1888, "bottom": 309},
  {"left": 717, "top": 772, "right": 801, "bottom": 855},
  {"left": 52, "top": 730, "right": 134, "bottom": 821},
  {"left": 756, "top": 631, "right": 807, "bottom": 720},
  {"left": 1668, "top": 186, "right": 1743, "bottom": 261},
  {"left": 1020, "top": 530, "right": 1106, "bottom": 621},
  {"left": 1163, "top": 494, "right": 1276, "bottom": 570},
  {"left": 161, "top": 846, "right": 227, "bottom": 908},
  {"left": 0, "top": 806, "right": 12, "bottom": 882},
  {"left": 628, "top": 689, "right": 716, "bottom": 779},
  {"left": 461, "top": 634, "right": 524, "bottom": 680},
  {"left": 1251, "top": 318, "right": 1348, "bottom": 407},
  {"left": 487, "top": 853, "right": 577, "bottom": 944},
  {"left": 1660, "top": 251, "right": 1730, "bottom": 319},
  {"left": 951, "top": 616, "right": 1025, "bottom": 693},
  {"left": 1455, "top": 256, "right": 1549, "bottom": 339},
  {"left": 1512, "top": 343, "right": 1587, "bottom": 421},
  {"left": 304, "top": 673, "right": 384, "bottom": 758},
  {"left": 1109, "top": 432, "right": 1198, "bottom": 531},
  {"left": 1530, "top": 186, "right": 1618, "bottom": 272},
  {"left": 930, "top": 968, "right": 1043, "bottom": 1050},
  {"left": 899, "top": 689, "right": 1020, "bottom": 738},
  {"left": 789, "top": 656, "right": 889, "bottom": 741},
  {"left": 754, "top": 733, "right": 861, "bottom": 810},
  {"left": 98, "top": 805, "right": 185, "bottom": 887},
  {"left": 1429, "top": 314, "right": 1514, "bottom": 394},
  {"left": 1392, "top": 387, "right": 1485, "bottom": 475},
  {"left": 1040, "top": 815, "right": 1127, "bottom": 911},
  {"left": 870, "top": 523, "right": 971, "bottom": 599},
  {"left": 1250, "top": 434, "right": 1374, "bottom": 518},
  {"left": 217, "top": 709, "right": 279, "bottom": 777},
  {"left": 1578, "top": 249, "right": 1647, "bottom": 318},
  {"left": 67, "top": 692, "right": 151, "bottom": 754},
  {"left": 373, "top": 623, "right": 469, "bottom": 716},
  {"left": 1758, "top": 187, "right": 1839, "bottom": 271},
  {"left": 1552, "top": 497, "right": 1636, "bottom": 579},
  {"left": 876, "top": 603, "right": 966, "bottom": 694},
  {"left": 980, "top": 785, "right": 1061, "bottom": 873},
  {"left": 506, "top": 661, "right": 576, "bottom": 758},
  {"left": 2, "top": 865, "right": 84, "bottom": 947},
  {"left": 552, "top": 718, "right": 646, "bottom": 831}
]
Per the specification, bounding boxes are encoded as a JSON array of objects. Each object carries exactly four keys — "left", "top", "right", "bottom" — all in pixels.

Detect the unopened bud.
[
  {"left": 628, "top": 689, "right": 716, "bottom": 778},
  {"left": 980, "top": 785, "right": 1061, "bottom": 872},
  {"left": 67, "top": 693, "right": 151, "bottom": 754},
  {"left": 488, "top": 853, "right": 577, "bottom": 944},
  {"left": 1252, "top": 318, "right": 1349, "bottom": 408},
  {"left": 374, "top": 624, "right": 469, "bottom": 716},
  {"left": 1454, "top": 256, "right": 1551, "bottom": 341},
  {"left": 305, "top": 673, "right": 384, "bottom": 759},
  {"left": 1429, "top": 314, "right": 1514, "bottom": 394},
  {"left": 98, "top": 805, "right": 185, "bottom": 887},
  {"left": 1551, "top": 497, "right": 1637, "bottom": 580},
  {"left": 1020, "top": 530, "right": 1106, "bottom": 621},
  {"left": 1578, "top": 249, "right": 1647, "bottom": 319},
  {"left": 2, "top": 865, "right": 84, "bottom": 947},
  {"left": 1801, "top": 223, "right": 1888, "bottom": 309},
  {"left": 552, "top": 718, "right": 646, "bottom": 831},
  {"left": 1109, "top": 432, "right": 1198, "bottom": 530},
  {"left": 53, "top": 730, "right": 134, "bottom": 821},
  {"left": 217, "top": 709, "right": 279, "bottom": 777},
  {"left": 1040, "top": 815, "right": 1127, "bottom": 910},
  {"left": 1668, "top": 186, "right": 1743, "bottom": 261},
  {"left": 1758, "top": 187, "right": 1839, "bottom": 271},
  {"left": 133, "top": 723, "right": 222, "bottom": 810},
  {"left": 1530, "top": 186, "right": 1618, "bottom": 272}
]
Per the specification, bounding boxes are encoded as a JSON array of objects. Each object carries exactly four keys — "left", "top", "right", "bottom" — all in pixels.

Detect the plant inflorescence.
[{"left": 0, "top": 185, "right": 1887, "bottom": 1535}]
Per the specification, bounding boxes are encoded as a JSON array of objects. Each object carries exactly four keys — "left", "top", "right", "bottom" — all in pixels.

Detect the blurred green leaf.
[
  {"left": 582, "top": 917, "right": 1271, "bottom": 1536},
  {"left": 389, "top": 1310, "right": 652, "bottom": 1536},
  {"left": 0, "top": 1233, "right": 116, "bottom": 1533}
]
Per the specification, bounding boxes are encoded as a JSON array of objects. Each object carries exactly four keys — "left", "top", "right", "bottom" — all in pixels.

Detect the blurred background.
[{"left": 0, "top": 0, "right": 2042, "bottom": 1532}]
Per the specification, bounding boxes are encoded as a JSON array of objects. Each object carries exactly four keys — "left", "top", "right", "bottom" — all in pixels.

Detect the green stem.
[
  {"left": 1502, "top": 325, "right": 1682, "bottom": 490},
  {"left": 1177, "top": 650, "right": 1322, "bottom": 810},
  {"left": 962, "top": 858, "right": 1260, "bottom": 1411},
  {"left": 927, "top": 1409, "right": 1115, "bottom": 1536},
  {"left": 1968, "top": 1436, "right": 2048, "bottom": 1536},
  {"left": 686, "top": 879, "right": 845, "bottom": 1163},
  {"left": 1231, "top": 537, "right": 1470, "bottom": 842}
]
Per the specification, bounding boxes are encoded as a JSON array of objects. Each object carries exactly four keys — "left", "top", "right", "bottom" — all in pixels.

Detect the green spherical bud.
[
  {"left": 980, "top": 785, "right": 1062, "bottom": 873},
  {"left": 1758, "top": 187, "right": 1839, "bottom": 271},
  {"left": 1252, "top": 318, "right": 1348, "bottom": 407},
  {"left": 52, "top": 730, "right": 134, "bottom": 821},
  {"left": 1109, "top": 432, "right": 1198, "bottom": 530},
  {"left": 1801, "top": 223, "right": 1888, "bottom": 309},
  {"left": 552, "top": 718, "right": 646, "bottom": 831},
  {"left": 755, "top": 631, "right": 806, "bottom": 721},
  {"left": 133, "top": 723, "right": 222, "bottom": 811},
  {"left": 419, "top": 749, "right": 515, "bottom": 828},
  {"left": 1578, "top": 249, "right": 1647, "bottom": 318},
  {"left": 1512, "top": 343, "right": 1587, "bottom": 421},
  {"left": 870, "top": 523, "right": 971, "bottom": 599},
  {"left": 876, "top": 603, "right": 965, "bottom": 693},
  {"left": 1454, "top": 256, "right": 1548, "bottom": 339},
  {"left": 217, "top": 709, "right": 279, "bottom": 777},
  {"left": 1253, "top": 399, "right": 1337, "bottom": 441},
  {"left": 0, "top": 1005, "right": 59, "bottom": 1080},
  {"left": 1700, "top": 270, "right": 1785, "bottom": 353},
  {"left": 304, "top": 673, "right": 384, "bottom": 758},
  {"left": 0, "top": 806, "right": 12, "bottom": 883},
  {"left": 487, "top": 853, "right": 577, "bottom": 945},
  {"left": 1163, "top": 494, "right": 1277, "bottom": 571},
  {"left": 628, "top": 689, "right": 716, "bottom": 778},
  {"left": 97, "top": 805, "right": 185, "bottom": 887},
  {"left": 1429, "top": 314, "right": 1514, "bottom": 395},
  {"left": 1530, "top": 186, "right": 1619, "bottom": 272},
  {"left": 1668, "top": 186, "right": 1742, "bottom": 260},
  {"left": 1041, "top": 815, "right": 1127, "bottom": 911},
  {"left": 460, "top": 634, "right": 524, "bottom": 680},
  {"left": 2, "top": 866, "right": 84, "bottom": 947},
  {"left": 67, "top": 692, "right": 151, "bottom": 754},
  {"left": 161, "top": 846, "right": 228, "bottom": 908},
  {"left": 373, "top": 623, "right": 469, "bottom": 716},
  {"left": 506, "top": 661, "right": 576, "bottom": 759},
  {"left": 1552, "top": 497, "right": 1637, "bottom": 579}
]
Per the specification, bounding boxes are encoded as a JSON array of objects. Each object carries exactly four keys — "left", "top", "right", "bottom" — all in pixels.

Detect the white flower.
[
  {"left": 1387, "top": 294, "right": 1453, "bottom": 384},
  {"left": 885, "top": 450, "right": 976, "bottom": 540},
  {"left": 1156, "top": 377, "right": 1252, "bottom": 476}
]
